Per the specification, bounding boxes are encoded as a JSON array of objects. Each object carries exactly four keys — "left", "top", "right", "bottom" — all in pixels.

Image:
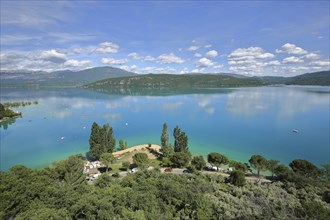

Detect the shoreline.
[{"left": 112, "top": 144, "right": 161, "bottom": 157}]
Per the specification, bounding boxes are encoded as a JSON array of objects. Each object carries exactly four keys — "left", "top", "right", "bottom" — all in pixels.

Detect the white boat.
[
  {"left": 60, "top": 136, "right": 65, "bottom": 140},
  {"left": 292, "top": 129, "right": 299, "bottom": 133}
]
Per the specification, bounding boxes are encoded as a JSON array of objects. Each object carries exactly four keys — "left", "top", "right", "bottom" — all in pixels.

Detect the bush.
[{"left": 227, "top": 170, "right": 246, "bottom": 187}]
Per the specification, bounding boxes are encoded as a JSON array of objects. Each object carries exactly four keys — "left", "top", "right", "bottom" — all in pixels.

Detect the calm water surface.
[{"left": 1, "top": 86, "right": 329, "bottom": 170}]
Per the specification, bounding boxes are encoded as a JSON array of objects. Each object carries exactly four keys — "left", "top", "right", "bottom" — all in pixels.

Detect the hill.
[
  {"left": 0, "top": 66, "right": 137, "bottom": 87},
  {"left": 260, "top": 70, "right": 330, "bottom": 86},
  {"left": 85, "top": 73, "right": 266, "bottom": 90}
]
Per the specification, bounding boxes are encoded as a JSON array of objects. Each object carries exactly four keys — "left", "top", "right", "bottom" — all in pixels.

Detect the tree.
[
  {"left": 133, "top": 153, "right": 149, "bottom": 169},
  {"left": 289, "top": 159, "right": 321, "bottom": 178},
  {"left": 170, "top": 152, "right": 191, "bottom": 168},
  {"left": 229, "top": 161, "right": 248, "bottom": 173},
  {"left": 89, "top": 122, "right": 103, "bottom": 159},
  {"left": 273, "top": 164, "right": 291, "bottom": 181},
  {"left": 122, "top": 161, "right": 130, "bottom": 171},
  {"left": 102, "top": 124, "right": 116, "bottom": 153},
  {"left": 161, "top": 144, "right": 174, "bottom": 158},
  {"left": 227, "top": 170, "right": 246, "bottom": 187},
  {"left": 249, "top": 155, "right": 268, "bottom": 177},
  {"left": 207, "top": 152, "right": 228, "bottom": 171},
  {"left": 119, "top": 139, "right": 126, "bottom": 150},
  {"left": 267, "top": 159, "right": 280, "bottom": 178},
  {"left": 191, "top": 156, "right": 206, "bottom": 170},
  {"left": 161, "top": 123, "right": 169, "bottom": 147},
  {"left": 89, "top": 122, "right": 116, "bottom": 159},
  {"left": 100, "top": 153, "right": 116, "bottom": 172},
  {"left": 173, "top": 126, "right": 189, "bottom": 153}
]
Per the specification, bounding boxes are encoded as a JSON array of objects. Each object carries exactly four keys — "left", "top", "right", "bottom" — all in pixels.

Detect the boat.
[
  {"left": 292, "top": 129, "right": 299, "bottom": 133},
  {"left": 60, "top": 136, "right": 65, "bottom": 140}
]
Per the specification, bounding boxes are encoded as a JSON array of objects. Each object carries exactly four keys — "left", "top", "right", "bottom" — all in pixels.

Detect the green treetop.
[
  {"left": 161, "top": 123, "right": 169, "bottom": 148},
  {"left": 207, "top": 152, "right": 229, "bottom": 170},
  {"left": 249, "top": 155, "right": 268, "bottom": 177}
]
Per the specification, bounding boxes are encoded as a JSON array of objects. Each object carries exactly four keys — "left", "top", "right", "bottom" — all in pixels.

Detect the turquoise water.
[{"left": 1, "top": 86, "right": 329, "bottom": 170}]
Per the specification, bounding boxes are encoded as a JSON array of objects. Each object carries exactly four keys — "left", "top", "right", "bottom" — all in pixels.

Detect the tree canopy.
[
  {"left": 160, "top": 123, "right": 169, "bottom": 147},
  {"left": 133, "top": 153, "right": 149, "bottom": 169},
  {"left": 89, "top": 122, "right": 116, "bottom": 160},
  {"left": 249, "top": 155, "right": 268, "bottom": 177},
  {"left": 289, "top": 159, "right": 321, "bottom": 178},
  {"left": 207, "top": 152, "right": 229, "bottom": 169}
]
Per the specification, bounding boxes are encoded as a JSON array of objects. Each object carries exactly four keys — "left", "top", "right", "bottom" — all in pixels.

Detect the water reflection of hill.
[{"left": 86, "top": 87, "right": 235, "bottom": 96}]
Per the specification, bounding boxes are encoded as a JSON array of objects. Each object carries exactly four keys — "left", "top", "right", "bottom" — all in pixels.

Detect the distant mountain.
[
  {"left": 85, "top": 73, "right": 266, "bottom": 90},
  {"left": 0, "top": 66, "right": 137, "bottom": 87},
  {"left": 260, "top": 70, "right": 330, "bottom": 86}
]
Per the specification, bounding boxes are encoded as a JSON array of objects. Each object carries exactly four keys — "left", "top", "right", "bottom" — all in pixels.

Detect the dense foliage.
[
  {"left": 89, "top": 122, "right": 116, "bottom": 159},
  {"left": 0, "top": 103, "right": 21, "bottom": 120},
  {"left": 1, "top": 154, "right": 329, "bottom": 220}
]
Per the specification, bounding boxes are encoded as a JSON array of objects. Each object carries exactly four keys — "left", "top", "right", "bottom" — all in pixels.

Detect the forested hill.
[
  {"left": 261, "top": 70, "right": 330, "bottom": 86},
  {"left": 85, "top": 74, "right": 266, "bottom": 89}
]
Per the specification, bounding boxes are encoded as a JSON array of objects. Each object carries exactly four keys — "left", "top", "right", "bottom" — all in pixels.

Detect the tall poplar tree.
[{"left": 161, "top": 123, "right": 169, "bottom": 147}]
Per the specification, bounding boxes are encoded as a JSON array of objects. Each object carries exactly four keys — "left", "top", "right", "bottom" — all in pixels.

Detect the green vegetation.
[
  {"left": 207, "top": 152, "right": 229, "bottom": 170},
  {"left": 1, "top": 154, "right": 329, "bottom": 219},
  {"left": 132, "top": 153, "right": 149, "bottom": 168},
  {"left": 89, "top": 122, "right": 116, "bottom": 160},
  {"left": 160, "top": 123, "right": 169, "bottom": 147},
  {"left": 249, "top": 154, "right": 269, "bottom": 177},
  {"left": 86, "top": 73, "right": 266, "bottom": 89},
  {"left": 2, "top": 100, "right": 38, "bottom": 108},
  {"left": 0, "top": 103, "right": 21, "bottom": 120},
  {"left": 191, "top": 156, "right": 206, "bottom": 170},
  {"left": 99, "top": 153, "right": 116, "bottom": 172},
  {"left": 227, "top": 170, "right": 246, "bottom": 187}
]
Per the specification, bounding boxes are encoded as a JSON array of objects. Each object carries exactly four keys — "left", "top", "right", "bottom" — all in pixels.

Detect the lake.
[{"left": 1, "top": 86, "right": 329, "bottom": 170}]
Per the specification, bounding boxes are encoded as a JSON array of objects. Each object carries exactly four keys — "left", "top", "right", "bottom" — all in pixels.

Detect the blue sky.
[{"left": 1, "top": 1, "right": 329, "bottom": 76}]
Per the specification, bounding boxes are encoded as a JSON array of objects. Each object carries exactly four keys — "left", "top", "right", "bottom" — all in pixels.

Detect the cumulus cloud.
[
  {"left": 206, "top": 50, "right": 218, "bottom": 58},
  {"left": 139, "top": 66, "right": 177, "bottom": 74},
  {"left": 276, "top": 43, "right": 307, "bottom": 55},
  {"left": 101, "top": 57, "right": 128, "bottom": 65},
  {"left": 196, "top": 58, "right": 214, "bottom": 67},
  {"left": 64, "top": 59, "right": 92, "bottom": 69},
  {"left": 228, "top": 47, "right": 276, "bottom": 75},
  {"left": 204, "top": 44, "right": 212, "bottom": 48},
  {"left": 194, "top": 53, "right": 202, "bottom": 58},
  {"left": 186, "top": 46, "right": 199, "bottom": 51},
  {"left": 157, "top": 53, "right": 185, "bottom": 64},
  {"left": 311, "top": 60, "right": 330, "bottom": 67},
  {"left": 282, "top": 56, "right": 304, "bottom": 64},
  {"left": 95, "top": 42, "right": 119, "bottom": 54},
  {"left": 38, "top": 49, "right": 67, "bottom": 63},
  {"left": 128, "top": 52, "right": 155, "bottom": 61},
  {"left": 304, "top": 53, "right": 320, "bottom": 60}
]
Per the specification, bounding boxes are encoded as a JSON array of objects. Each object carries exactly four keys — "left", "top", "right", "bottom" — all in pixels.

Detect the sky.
[{"left": 1, "top": 0, "right": 329, "bottom": 76}]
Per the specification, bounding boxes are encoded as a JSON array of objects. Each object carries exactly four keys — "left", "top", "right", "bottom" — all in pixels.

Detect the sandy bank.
[{"left": 112, "top": 144, "right": 161, "bottom": 157}]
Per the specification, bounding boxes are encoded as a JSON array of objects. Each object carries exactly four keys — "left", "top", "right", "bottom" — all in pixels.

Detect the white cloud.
[
  {"left": 101, "top": 58, "right": 128, "bottom": 65},
  {"left": 311, "top": 60, "right": 330, "bottom": 67},
  {"left": 282, "top": 56, "right": 304, "bottom": 64},
  {"left": 64, "top": 59, "right": 92, "bottom": 69},
  {"left": 139, "top": 66, "right": 177, "bottom": 74},
  {"left": 206, "top": 50, "right": 218, "bottom": 58},
  {"left": 204, "top": 44, "right": 212, "bottom": 48},
  {"left": 276, "top": 43, "right": 307, "bottom": 55},
  {"left": 196, "top": 58, "right": 214, "bottom": 67},
  {"left": 228, "top": 47, "right": 277, "bottom": 75},
  {"left": 180, "top": 67, "right": 189, "bottom": 74},
  {"left": 229, "top": 47, "right": 275, "bottom": 60},
  {"left": 157, "top": 53, "right": 185, "bottom": 64},
  {"left": 186, "top": 46, "right": 199, "bottom": 51},
  {"left": 304, "top": 53, "right": 320, "bottom": 60},
  {"left": 128, "top": 52, "right": 142, "bottom": 60},
  {"left": 95, "top": 42, "right": 119, "bottom": 54},
  {"left": 194, "top": 53, "right": 202, "bottom": 58},
  {"left": 38, "top": 49, "right": 67, "bottom": 63},
  {"left": 213, "top": 64, "right": 223, "bottom": 69}
]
